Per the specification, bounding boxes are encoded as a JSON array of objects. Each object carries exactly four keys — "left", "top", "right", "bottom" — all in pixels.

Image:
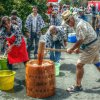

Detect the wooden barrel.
[{"left": 26, "top": 60, "right": 55, "bottom": 98}]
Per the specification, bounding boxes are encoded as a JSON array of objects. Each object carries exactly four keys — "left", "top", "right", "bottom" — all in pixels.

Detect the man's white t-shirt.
[{"left": 32, "top": 16, "right": 37, "bottom": 32}]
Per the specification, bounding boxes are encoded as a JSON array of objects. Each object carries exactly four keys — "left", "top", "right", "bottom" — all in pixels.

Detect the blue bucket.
[{"left": 68, "top": 33, "right": 77, "bottom": 43}]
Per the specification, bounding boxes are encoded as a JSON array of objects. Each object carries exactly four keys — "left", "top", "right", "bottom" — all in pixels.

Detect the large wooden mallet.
[
  {"left": 37, "top": 41, "right": 45, "bottom": 65},
  {"left": 38, "top": 41, "right": 67, "bottom": 65},
  {"left": 45, "top": 48, "right": 67, "bottom": 52}
]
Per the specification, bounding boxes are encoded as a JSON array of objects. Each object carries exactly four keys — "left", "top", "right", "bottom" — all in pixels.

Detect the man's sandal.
[{"left": 66, "top": 85, "right": 83, "bottom": 92}]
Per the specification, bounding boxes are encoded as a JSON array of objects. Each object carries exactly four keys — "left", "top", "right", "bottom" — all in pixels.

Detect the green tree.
[
  {"left": 60, "top": 0, "right": 70, "bottom": 5},
  {"left": 60, "top": 0, "right": 88, "bottom": 7},
  {"left": 0, "top": 0, "right": 48, "bottom": 31}
]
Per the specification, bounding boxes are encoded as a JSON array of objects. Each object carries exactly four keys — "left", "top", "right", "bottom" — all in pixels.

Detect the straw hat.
[
  {"left": 61, "top": 10, "right": 72, "bottom": 21},
  {"left": 61, "top": 10, "right": 77, "bottom": 22}
]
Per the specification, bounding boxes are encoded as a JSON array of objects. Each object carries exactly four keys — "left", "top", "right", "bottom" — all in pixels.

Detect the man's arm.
[{"left": 67, "top": 39, "right": 84, "bottom": 54}]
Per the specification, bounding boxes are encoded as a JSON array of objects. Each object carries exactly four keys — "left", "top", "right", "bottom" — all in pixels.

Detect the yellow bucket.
[{"left": 0, "top": 70, "right": 16, "bottom": 90}]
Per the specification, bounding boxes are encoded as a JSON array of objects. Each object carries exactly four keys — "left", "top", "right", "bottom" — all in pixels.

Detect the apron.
[{"left": 6, "top": 35, "right": 29, "bottom": 64}]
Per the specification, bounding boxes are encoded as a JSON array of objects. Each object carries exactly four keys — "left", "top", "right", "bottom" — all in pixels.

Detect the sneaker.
[{"left": 66, "top": 85, "right": 83, "bottom": 93}]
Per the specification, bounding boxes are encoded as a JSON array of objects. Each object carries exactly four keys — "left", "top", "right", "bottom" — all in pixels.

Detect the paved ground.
[{"left": 0, "top": 43, "right": 100, "bottom": 100}]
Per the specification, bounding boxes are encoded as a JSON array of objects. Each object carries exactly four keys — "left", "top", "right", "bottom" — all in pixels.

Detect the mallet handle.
[{"left": 45, "top": 48, "right": 67, "bottom": 52}]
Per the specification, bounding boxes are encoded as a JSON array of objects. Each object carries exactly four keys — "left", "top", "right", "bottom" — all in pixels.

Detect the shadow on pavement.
[
  {"left": 15, "top": 78, "right": 26, "bottom": 86},
  {"left": 59, "top": 72, "right": 65, "bottom": 77},
  {"left": 60, "top": 63, "right": 76, "bottom": 73},
  {"left": 96, "top": 79, "right": 100, "bottom": 82},
  {"left": 55, "top": 72, "right": 65, "bottom": 77},
  {"left": 44, "top": 88, "right": 71, "bottom": 100},
  {"left": 3, "top": 84, "right": 24, "bottom": 93},
  {"left": 84, "top": 86, "right": 100, "bottom": 94},
  {"left": 12, "top": 67, "right": 19, "bottom": 71},
  {"left": 4, "top": 79, "right": 26, "bottom": 93}
]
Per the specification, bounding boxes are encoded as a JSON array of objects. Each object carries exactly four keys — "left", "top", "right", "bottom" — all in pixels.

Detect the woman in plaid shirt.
[{"left": 0, "top": 16, "right": 29, "bottom": 70}]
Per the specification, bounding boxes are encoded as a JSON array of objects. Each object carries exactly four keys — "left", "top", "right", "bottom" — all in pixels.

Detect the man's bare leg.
[{"left": 76, "top": 62, "right": 84, "bottom": 86}]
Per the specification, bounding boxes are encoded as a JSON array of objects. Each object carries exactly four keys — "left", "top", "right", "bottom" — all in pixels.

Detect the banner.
[{"left": 88, "top": 1, "right": 100, "bottom": 12}]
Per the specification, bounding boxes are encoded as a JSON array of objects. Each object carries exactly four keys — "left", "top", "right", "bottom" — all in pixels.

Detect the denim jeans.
[
  {"left": 27, "top": 32, "right": 39, "bottom": 58},
  {"left": 96, "top": 28, "right": 100, "bottom": 37},
  {"left": 7, "top": 60, "right": 13, "bottom": 70},
  {"left": 50, "top": 40, "right": 61, "bottom": 62}
]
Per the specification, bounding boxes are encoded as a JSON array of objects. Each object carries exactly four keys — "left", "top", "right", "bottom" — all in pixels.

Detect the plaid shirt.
[
  {"left": 40, "top": 26, "right": 67, "bottom": 48},
  {"left": 61, "top": 20, "right": 74, "bottom": 34},
  {"left": 0, "top": 24, "right": 22, "bottom": 46},
  {"left": 50, "top": 17, "right": 61, "bottom": 26},
  {"left": 74, "top": 17, "right": 97, "bottom": 44},
  {"left": 10, "top": 16, "right": 22, "bottom": 31},
  {"left": 25, "top": 13, "right": 45, "bottom": 34}
]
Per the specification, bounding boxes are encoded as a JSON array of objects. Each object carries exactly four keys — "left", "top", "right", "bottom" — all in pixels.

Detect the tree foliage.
[
  {"left": 60, "top": 0, "right": 88, "bottom": 7},
  {"left": 0, "top": 0, "right": 48, "bottom": 28},
  {"left": 60, "top": 0, "right": 70, "bottom": 5}
]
